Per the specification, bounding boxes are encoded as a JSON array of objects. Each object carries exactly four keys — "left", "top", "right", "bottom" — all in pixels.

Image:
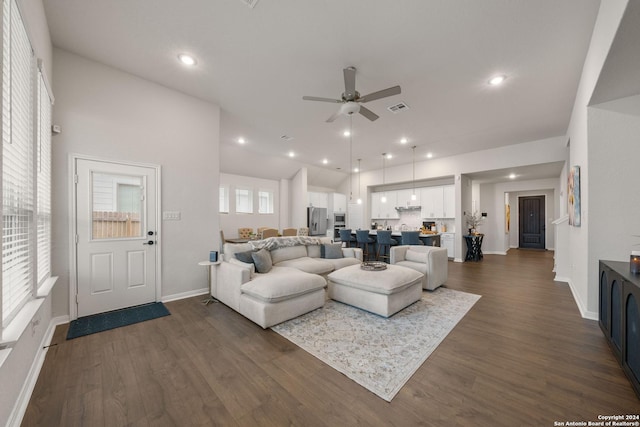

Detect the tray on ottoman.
[{"left": 327, "top": 264, "right": 424, "bottom": 317}]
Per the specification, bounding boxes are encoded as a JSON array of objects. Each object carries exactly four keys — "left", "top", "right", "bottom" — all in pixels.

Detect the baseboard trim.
[
  {"left": 7, "top": 315, "right": 68, "bottom": 427},
  {"left": 162, "top": 287, "right": 208, "bottom": 303},
  {"left": 563, "top": 278, "right": 598, "bottom": 321},
  {"left": 483, "top": 251, "right": 507, "bottom": 256}
]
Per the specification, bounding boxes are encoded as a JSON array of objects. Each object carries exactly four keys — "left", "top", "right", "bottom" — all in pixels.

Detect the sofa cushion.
[
  {"left": 223, "top": 242, "right": 253, "bottom": 262},
  {"left": 321, "top": 243, "right": 344, "bottom": 259},
  {"left": 322, "top": 256, "right": 361, "bottom": 271},
  {"left": 270, "top": 245, "right": 308, "bottom": 265},
  {"left": 252, "top": 249, "right": 273, "bottom": 273},
  {"left": 405, "top": 249, "right": 429, "bottom": 263},
  {"left": 241, "top": 267, "right": 326, "bottom": 303},
  {"left": 395, "top": 260, "right": 427, "bottom": 276},
  {"left": 235, "top": 250, "right": 255, "bottom": 264},
  {"left": 275, "top": 257, "right": 334, "bottom": 275},
  {"left": 307, "top": 244, "right": 321, "bottom": 258},
  {"left": 328, "top": 264, "right": 424, "bottom": 295}
]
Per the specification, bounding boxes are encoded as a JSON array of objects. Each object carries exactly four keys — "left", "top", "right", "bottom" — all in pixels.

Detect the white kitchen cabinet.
[
  {"left": 308, "top": 191, "right": 328, "bottom": 208},
  {"left": 371, "top": 191, "right": 398, "bottom": 219},
  {"left": 441, "top": 232, "right": 455, "bottom": 258},
  {"left": 331, "top": 192, "right": 347, "bottom": 213},
  {"left": 396, "top": 188, "right": 420, "bottom": 208},
  {"left": 420, "top": 186, "right": 444, "bottom": 218},
  {"left": 442, "top": 185, "right": 455, "bottom": 218}
]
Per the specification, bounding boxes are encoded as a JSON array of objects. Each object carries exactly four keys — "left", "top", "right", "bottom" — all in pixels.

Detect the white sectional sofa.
[
  {"left": 390, "top": 245, "right": 449, "bottom": 290},
  {"left": 214, "top": 236, "right": 362, "bottom": 328}
]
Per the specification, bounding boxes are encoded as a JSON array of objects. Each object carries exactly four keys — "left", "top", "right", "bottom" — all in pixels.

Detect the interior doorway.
[{"left": 518, "top": 195, "right": 546, "bottom": 250}]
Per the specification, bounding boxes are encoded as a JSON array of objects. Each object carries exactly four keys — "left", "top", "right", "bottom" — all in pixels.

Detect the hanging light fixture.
[
  {"left": 356, "top": 159, "right": 362, "bottom": 204},
  {"left": 381, "top": 153, "right": 387, "bottom": 203},
  {"left": 411, "top": 146, "right": 417, "bottom": 201}
]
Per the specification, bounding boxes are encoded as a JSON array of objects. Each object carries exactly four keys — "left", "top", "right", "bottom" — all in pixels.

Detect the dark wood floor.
[{"left": 23, "top": 250, "right": 640, "bottom": 426}]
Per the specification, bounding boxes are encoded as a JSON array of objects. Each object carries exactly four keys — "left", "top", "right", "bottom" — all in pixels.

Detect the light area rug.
[{"left": 271, "top": 287, "right": 480, "bottom": 401}]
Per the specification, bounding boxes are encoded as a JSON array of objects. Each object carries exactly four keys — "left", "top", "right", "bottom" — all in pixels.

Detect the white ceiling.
[{"left": 42, "top": 0, "right": 600, "bottom": 187}]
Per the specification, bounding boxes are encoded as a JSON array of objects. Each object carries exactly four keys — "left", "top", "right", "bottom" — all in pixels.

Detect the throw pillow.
[
  {"left": 235, "top": 251, "right": 255, "bottom": 264},
  {"left": 251, "top": 248, "right": 273, "bottom": 273},
  {"left": 321, "top": 243, "right": 344, "bottom": 259}
]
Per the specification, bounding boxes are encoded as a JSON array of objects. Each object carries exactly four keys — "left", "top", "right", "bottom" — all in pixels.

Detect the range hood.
[{"left": 395, "top": 206, "right": 421, "bottom": 212}]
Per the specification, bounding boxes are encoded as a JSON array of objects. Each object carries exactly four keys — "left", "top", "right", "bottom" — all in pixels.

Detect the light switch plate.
[{"left": 163, "top": 211, "right": 181, "bottom": 221}]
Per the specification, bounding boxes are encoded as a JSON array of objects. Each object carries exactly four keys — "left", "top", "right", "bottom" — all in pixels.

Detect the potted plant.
[{"left": 465, "top": 211, "right": 484, "bottom": 235}]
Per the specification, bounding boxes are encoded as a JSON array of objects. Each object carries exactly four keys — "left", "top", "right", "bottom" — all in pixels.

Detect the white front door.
[{"left": 75, "top": 158, "right": 159, "bottom": 317}]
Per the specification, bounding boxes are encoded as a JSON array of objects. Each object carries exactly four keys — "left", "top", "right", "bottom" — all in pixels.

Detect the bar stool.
[
  {"left": 401, "top": 230, "right": 425, "bottom": 246},
  {"left": 356, "top": 230, "right": 375, "bottom": 261},
  {"left": 376, "top": 230, "right": 398, "bottom": 263},
  {"left": 339, "top": 228, "right": 356, "bottom": 248}
]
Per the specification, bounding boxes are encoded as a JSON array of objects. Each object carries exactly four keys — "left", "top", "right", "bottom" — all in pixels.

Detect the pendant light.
[
  {"left": 411, "top": 146, "right": 417, "bottom": 201},
  {"left": 356, "top": 159, "right": 362, "bottom": 204},
  {"left": 381, "top": 153, "right": 387, "bottom": 203}
]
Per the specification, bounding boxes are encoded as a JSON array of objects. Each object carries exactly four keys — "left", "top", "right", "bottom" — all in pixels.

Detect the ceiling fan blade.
[
  {"left": 343, "top": 67, "right": 356, "bottom": 98},
  {"left": 358, "top": 105, "right": 379, "bottom": 121},
  {"left": 326, "top": 111, "right": 342, "bottom": 123},
  {"left": 303, "top": 96, "right": 342, "bottom": 103},
  {"left": 359, "top": 85, "right": 401, "bottom": 103}
]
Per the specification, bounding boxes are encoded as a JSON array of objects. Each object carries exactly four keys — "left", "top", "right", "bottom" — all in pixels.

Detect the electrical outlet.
[{"left": 163, "top": 211, "right": 181, "bottom": 221}]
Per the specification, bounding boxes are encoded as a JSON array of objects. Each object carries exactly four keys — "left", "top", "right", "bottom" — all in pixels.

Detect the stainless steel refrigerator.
[{"left": 307, "top": 207, "right": 328, "bottom": 236}]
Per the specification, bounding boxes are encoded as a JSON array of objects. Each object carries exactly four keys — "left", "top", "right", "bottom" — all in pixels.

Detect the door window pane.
[{"left": 92, "top": 172, "right": 143, "bottom": 239}]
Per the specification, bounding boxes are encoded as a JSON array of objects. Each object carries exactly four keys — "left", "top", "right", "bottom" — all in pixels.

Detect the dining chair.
[
  {"left": 376, "top": 230, "right": 398, "bottom": 263},
  {"left": 356, "top": 230, "right": 375, "bottom": 261},
  {"left": 261, "top": 228, "right": 279, "bottom": 238},
  {"left": 282, "top": 228, "right": 297, "bottom": 236},
  {"left": 238, "top": 227, "right": 253, "bottom": 239},
  {"left": 339, "top": 228, "right": 356, "bottom": 248}
]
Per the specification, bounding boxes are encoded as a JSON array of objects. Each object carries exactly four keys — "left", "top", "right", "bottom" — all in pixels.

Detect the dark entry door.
[{"left": 519, "top": 196, "right": 545, "bottom": 250}]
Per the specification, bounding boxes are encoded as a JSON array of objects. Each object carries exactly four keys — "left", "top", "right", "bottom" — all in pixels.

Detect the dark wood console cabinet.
[{"left": 599, "top": 260, "right": 640, "bottom": 398}]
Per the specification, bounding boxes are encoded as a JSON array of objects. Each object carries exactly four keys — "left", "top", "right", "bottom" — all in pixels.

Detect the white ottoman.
[{"left": 327, "top": 264, "right": 424, "bottom": 317}]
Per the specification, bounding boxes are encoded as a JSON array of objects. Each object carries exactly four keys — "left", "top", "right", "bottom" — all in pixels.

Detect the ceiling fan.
[{"left": 303, "top": 66, "right": 401, "bottom": 122}]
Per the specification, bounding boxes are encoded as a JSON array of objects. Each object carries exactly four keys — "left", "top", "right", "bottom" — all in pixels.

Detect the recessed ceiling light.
[
  {"left": 288, "top": 151, "right": 295, "bottom": 158},
  {"left": 426, "top": 152, "right": 433, "bottom": 159},
  {"left": 400, "top": 138, "right": 408, "bottom": 144},
  {"left": 322, "top": 158, "right": 328, "bottom": 164},
  {"left": 343, "top": 130, "right": 351, "bottom": 137},
  {"left": 488, "top": 74, "right": 506, "bottom": 86},
  {"left": 237, "top": 137, "right": 245, "bottom": 144},
  {"left": 509, "top": 173, "right": 516, "bottom": 179},
  {"left": 178, "top": 54, "right": 197, "bottom": 66},
  {"left": 386, "top": 153, "right": 393, "bottom": 159}
]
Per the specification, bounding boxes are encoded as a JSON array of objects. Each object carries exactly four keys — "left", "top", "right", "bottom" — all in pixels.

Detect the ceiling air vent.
[
  {"left": 239, "top": 0, "right": 260, "bottom": 8},
  {"left": 387, "top": 102, "right": 410, "bottom": 113}
]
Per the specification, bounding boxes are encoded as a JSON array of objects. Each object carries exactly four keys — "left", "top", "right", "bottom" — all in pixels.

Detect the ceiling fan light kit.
[{"left": 303, "top": 66, "right": 401, "bottom": 123}]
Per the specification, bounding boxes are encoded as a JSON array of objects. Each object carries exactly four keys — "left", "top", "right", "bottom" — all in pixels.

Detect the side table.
[
  {"left": 463, "top": 234, "right": 484, "bottom": 262},
  {"left": 199, "top": 260, "right": 221, "bottom": 305}
]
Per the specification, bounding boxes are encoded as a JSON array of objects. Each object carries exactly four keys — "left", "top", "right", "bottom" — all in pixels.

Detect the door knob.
[{"left": 143, "top": 240, "right": 155, "bottom": 245}]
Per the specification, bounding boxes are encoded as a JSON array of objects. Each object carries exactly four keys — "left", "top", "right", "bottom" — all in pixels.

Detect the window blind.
[
  {"left": 2, "top": 0, "right": 35, "bottom": 326},
  {"left": 36, "top": 68, "right": 51, "bottom": 285}
]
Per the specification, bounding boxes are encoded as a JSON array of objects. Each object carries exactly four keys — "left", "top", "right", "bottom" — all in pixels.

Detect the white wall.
[
  {"left": 51, "top": 49, "right": 220, "bottom": 314},
  {"left": 0, "top": 1, "right": 55, "bottom": 425},
  {"left": 290, "top": 168, "right": 307, "bottom": 229},
  {"left": 219, "top": 172, "right": 280, "bottom": 237},
  {"left": 564, "top": 0, "right": 629, "bottom": 319}
]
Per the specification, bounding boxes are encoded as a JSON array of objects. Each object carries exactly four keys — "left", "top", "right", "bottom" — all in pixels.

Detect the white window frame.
[
  {"left": 1, "top": 0, "right": 55, "bottom": 329},
  {"left": 235, "top": 187, "right": 253, "bottom": 214},
  {"left": 258, "top": 189, "right": 274, "bottom": 214},
  {"left": 219, "top": 185, "right": 228, "bottom": 213}
]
